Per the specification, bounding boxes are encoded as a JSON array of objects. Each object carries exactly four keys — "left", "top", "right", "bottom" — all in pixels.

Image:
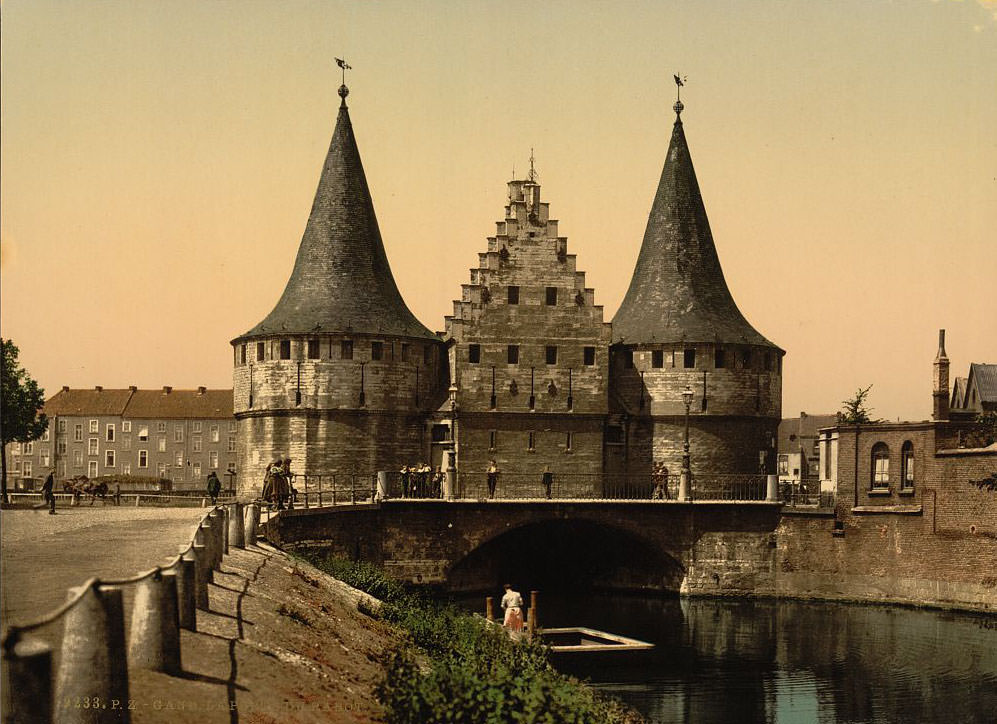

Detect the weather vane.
[
  {"left": 336, "top": 57, "right": 352, "bottom": 85},
  {"left": 673, "top": 73, "right": 687, "bottom": 101}
]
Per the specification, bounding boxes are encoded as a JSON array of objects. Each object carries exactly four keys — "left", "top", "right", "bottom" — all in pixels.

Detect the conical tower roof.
[
  {"left": 612, "top": 102, "right": 778, "bottom": 349},
  {"left": 239, "top": 86, "right": 437, "bottom": 341}
]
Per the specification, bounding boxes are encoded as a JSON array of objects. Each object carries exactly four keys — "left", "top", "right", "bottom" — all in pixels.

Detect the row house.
[{"left": 5, "top": 386, "right": 237, "bottom": 491}]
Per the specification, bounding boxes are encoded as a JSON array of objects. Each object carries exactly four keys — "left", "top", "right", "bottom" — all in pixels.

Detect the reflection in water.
[{"left": 460, "top": 594, "right": 997, "bottom": 723}]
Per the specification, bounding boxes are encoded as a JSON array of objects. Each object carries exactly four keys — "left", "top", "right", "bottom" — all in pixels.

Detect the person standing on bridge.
[
  {"left": 541, "top": 464, "right": 554, "bottom": 499},
  {"left": 487, "top": 460, "right": 500, "bottom": 499},
  {"left": 501, "top": 584, "right": 524, "bottom": 632}
]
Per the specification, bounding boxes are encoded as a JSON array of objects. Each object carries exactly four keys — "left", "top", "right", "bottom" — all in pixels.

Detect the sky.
[{"left": 1, "top": 0, "right": 995, "bottom": 423}]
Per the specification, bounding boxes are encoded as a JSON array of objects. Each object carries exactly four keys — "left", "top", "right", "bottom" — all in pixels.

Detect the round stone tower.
[
  {"left": 610, "top": 98, "right": 783, "bottom": 478},
  {"left": 230, "top": 83, "right": 445, "bottom": 496}
]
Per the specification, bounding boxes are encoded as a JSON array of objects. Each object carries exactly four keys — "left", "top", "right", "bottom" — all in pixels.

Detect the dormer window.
[
  {"left": 371, "top": 342, "right": 384, "bottom": 361},
  {"left": 307, "top": 339, "right": 320, "bottom": 359},
  {"left": 279, "top": 340, "right": 291, "bottom": 360}
]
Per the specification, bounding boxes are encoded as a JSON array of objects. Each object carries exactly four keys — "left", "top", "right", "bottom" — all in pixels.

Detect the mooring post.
[
  {"left": 228, "top": 501, "right": 245, "bottom": 549},
  {"left": 678, "top": 470, "right": 691, "bottom": 501},
  {"left": 244, "top": 503, "right": 259, "bottom": 546},
  {"left": 2, "top": 633, "right": 53, "bottom": 724},
  {"left": 376, "top": 471, "right": 389, "bottom": 501},
  {"left": 766, "top": 474, "right": 779, "bottom": 502},
  {"left": 174, "top": 555, "right": 197, "bottom": 631},
  {"left": 208, "top": 510, "right": 224, "bottom": 569},
  {"left": 128, "top": 570, "right": 181, "bottom": 674},
  {"left": 221, "top": 506, "right": 230, "bottom": 555},
  {"left": 55, "top": 583, "right": 130, "bottom": 724},
  {"left": 485, "top": 596, "right": 495, "bottom": 622},
  {"left": 189, "top": 541, "right": 211, "bottom": 610}
]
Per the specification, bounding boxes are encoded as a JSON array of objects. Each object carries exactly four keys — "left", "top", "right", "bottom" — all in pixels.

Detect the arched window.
[
  {"left": 871, "top": 443, "right": 890, "bottom": 489},
  {"left": 901, "top": 441, "right": 915, "bottom": 490}
]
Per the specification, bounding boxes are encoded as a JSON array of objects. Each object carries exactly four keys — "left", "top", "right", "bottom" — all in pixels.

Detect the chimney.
[
  {"left": 128, "top": 385, "right": 137, "bottom": 392},
  {"left": 933, "top": 329, "right": 950, "bottom": 421},
  {"left": 94, "top": 385, "right": 103, "bottom": 392},
  {"left": 163, "top": 386, "right": 173, "bottom": 395},
  {"left": 197, "top": 386, "right": 207, "bottom": 395},
  {"left": 62, "top": 385, "right": 69, "bottom": 393}
]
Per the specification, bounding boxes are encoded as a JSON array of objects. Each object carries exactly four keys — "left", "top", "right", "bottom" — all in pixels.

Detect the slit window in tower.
[
  {"left": 508, "top": 345, "right": 520, "bottom": 364},
  {"left": 256, "top": 342, "right": 265, "bottom": 362},
  {"left": 545, "top": 287, "right": 558, "bottom": 305},
  {"left": 371, "top": 342, "right": 384, "bottom": 361},
  {"left": 528, "top": 432, "right": 536, "bottom": 451},
  {"left": 340, "top": 340, "right": 354, "bottom": 360},
  {"left": 741, "top": 349, "right": 752, "bottom": 369},
  {"left": 546, "top": 346, "right": 558, "bottom": 365},
  {"left": 583, "top": 347, "right": 596, "bottom": 366},
  {"left": 652, "top": 350, "right": 664, "bottom": 368},
  {"left": 469, "top": 344, "right": 481, "bottom": 364},
  {"left": 565, "top": 432, "right": 573, "bottom": 452},
  {"left": 401, "top": 343, "right": 410, "bottom": 362},
  {"left": 683, "top": 349, "right": 696, "bottom": 369},
  {"left": 715, "top": 348, "right": 726, "bottom": 369},
  {"left": 508, "top": 286, "right": 520, "bottom": 305},
  {"left": 307, "top": 339, "right": 320, "bottom": 359},
  {"left": 279, "top": 340, "right": 291, "bottom": 360},
  {"left": 489, "top": 430, "right": 497, "bottom": 451},
  {"left": 240, "top": 344, "right": 247, "bottom": 365}
]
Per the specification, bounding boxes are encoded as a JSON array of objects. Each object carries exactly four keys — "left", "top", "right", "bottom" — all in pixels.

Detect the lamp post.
[
  {"left": 445, "top": 383, "right": 458, "bottom": 500},
  {"left": 679, "top": 385, "right": 694, "bottom": 501}
]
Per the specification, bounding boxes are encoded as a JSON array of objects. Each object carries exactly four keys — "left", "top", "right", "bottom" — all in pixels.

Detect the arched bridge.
[{"left": 266, "top": 500, "right": 784, "bottom": 595}]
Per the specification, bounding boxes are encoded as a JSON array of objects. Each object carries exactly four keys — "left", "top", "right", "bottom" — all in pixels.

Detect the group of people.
[
  {"left": 261, "top": 457, "right": 296, "bottom": 510},
  {"left": 400, "top": 463, "right": 444, "bottom": 498},
  {"left": 651, "top": 462, "right": 671, "bottom": 500}
]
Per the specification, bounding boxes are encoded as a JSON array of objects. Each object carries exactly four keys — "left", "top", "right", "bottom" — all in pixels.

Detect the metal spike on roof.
[
  {"left": 612, "top": 99, "right": 779, "bottom": 349},
  {"left": 238, "top": 86, "right": 437, "bottom": 342}
]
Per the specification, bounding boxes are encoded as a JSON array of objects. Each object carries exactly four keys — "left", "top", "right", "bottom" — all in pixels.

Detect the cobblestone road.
[{"left": 1, "top": 506, "right": 206, "bottom": 624}]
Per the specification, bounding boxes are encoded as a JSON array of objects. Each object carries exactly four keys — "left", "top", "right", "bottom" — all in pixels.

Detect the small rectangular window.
[
  {"left": 193, "top": 462, "right": 201, "bottom": 477},
  {"left": 583, "top": 347, "right": 596, "bottom": 366},
  {"left": 157, "top": 421, "right": 167, "bottom": 433},
  {"left": 105, "top": 450, "right": 115, "bottom": 468},
  {"left": 528, "top": 431, "right": 536, "bottom": 451},
  {"left": 469, "top": 344, "right": 481, "bottom": 364},
  {"left": 401, "top": 343, "right": 410, "bottom": 362},
  {"left": 58, "top": 419, "right": 67, "bottom": 433},
  {"left": 489, "top": 430, "right": 497, "bottom": 450},
  {"left": 209, "top": 451, "right": 219, "bottom": 469},
  {"left": 210, "top": 425, "right": 219, "bottom": 443},
  {"left": 174, "top": 425, "right": 184, "bottom": 443},
  {"left": 42, "top": 429, "right": 50, "bottom": 441},
  {"left": 57, "top": 440, "right": 67, "bottom": 454},
  {"left": 157, "top": 462, "right": 167, "bottom": 477},
  {"left": 508, "top": 286, "right": 520, "bottom": 305},
  {"left": 87, "top": 461, "right": 97, "bottom": 478},
  {"left": 508, "top": 345, "right": 520, "bottom": 364},
  {"left": 256, "top": 342, "right": 265, "bottom": 362},
  {"left": 123, "top": 437, "right": 131, "bottom": 451},
  {"left": 240, "top": 344, "right": 247, "bottom": 365},
  {"left": 624, "top": 350, "right": 634, "bottom": 369},
  {"left": 122, "top": 421, "right": 131, "bottom": 433},
  {"left": 139, "top": 450, "right": 148, "bottom": 468},
  {"left": 715, "top": 348, "right": 726, "bottom": 368},
  {"left": 175, "top": 451, "right": 184, "bottom": 466},
  {"left": 138, "top": 425, "right": 149, "bottom": 441},
  {"left": 652, "top": 350, "right": 664, "bottom": 368},
  {"left": 193, "top": 436, "right": 202, "bottom": 453},
  {"left": 158, "top": 437, "right": 167, "bottom": 453},
  {"left": 742, "top": 350, "right": 752, "bottom": 369},
  {"left": 341, "top": 340, "right": 354, "bottom": 360},
  {"left": 89, "top": 419, "right": 99, "bottom": 433},
  {"left": 73, "top": 450, "right": 83, "bottom": 467},
  {"left": 24, "top": 441, "right": 33, "bottom": 454},
  {"left": 371, "top": 341, "right": 383, "bottom": 361},
  {"left": 192, "top": 421, "right": 202, "bottom": 433},
  {"left": 565, "top": 432, "right": 573, "bottom": 451},
  {"left": 88, "top": 438, "right": 99, "bottom": 455},
  {"left": 684, "top": 349, "right": 696, "bottom": 368},
  {"left": 279, "top": 340, "right": 292, "bottom": 360},
  {"left": 545, "top": 287, "right": 557, "bottom": 305},
  {"left": 545, "top": 346, "right": 558, "bottom": 365},
  {"left": 106, "top": 424, "right": 115, "bottom": 442},
  {"left": 431, "top": 424, "right": 450, "bottom": 442},
  {"left": 228, "top": 436, "right": 237, "bottom": 452},
  {"left": 75, "top": 424, "right": 83, "bottom": 441},
  {"left": 307, "top": 339, "right": 320, "bottom": 359}
]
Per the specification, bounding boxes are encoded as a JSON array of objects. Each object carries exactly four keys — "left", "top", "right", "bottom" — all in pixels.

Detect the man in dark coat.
[
  {"left": 41, "top": 470, "right": 56, "bottom": 514},
  {"left": 206, "top": 471, "right": 222, "bottom": 504}
]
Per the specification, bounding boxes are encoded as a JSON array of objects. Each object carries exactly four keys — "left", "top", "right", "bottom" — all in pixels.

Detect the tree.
[
  {"left": 837, "top": 385, "right": 880, "bottom": 425},
  {"left": 1, "top": 339, "right": 48, "bottom": 505}
]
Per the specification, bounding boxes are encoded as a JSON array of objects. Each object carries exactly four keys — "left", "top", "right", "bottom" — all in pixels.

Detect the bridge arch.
[{"left": 446, "top": 517, "right": 685, "bottom": 594}]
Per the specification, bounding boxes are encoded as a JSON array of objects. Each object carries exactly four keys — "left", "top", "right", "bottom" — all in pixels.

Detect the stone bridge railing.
[{"left": 0, "top": 503, "right": 261, "bottom": 724}]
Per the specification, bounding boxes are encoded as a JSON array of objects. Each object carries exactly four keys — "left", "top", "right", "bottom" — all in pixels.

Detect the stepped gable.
[
  {"left": 612, "top": 101, "right": 778, "bottom": 349},
  {"left": 239, "top": 86, "right": 436, "bottom": 342}
]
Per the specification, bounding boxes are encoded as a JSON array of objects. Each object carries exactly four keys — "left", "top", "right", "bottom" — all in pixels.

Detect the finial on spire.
[
  {"left": 527, "top": 147, "right": 538, "bottom": 183},
  {"left": 673, "top": 73, "right": 687, "bottom": 116},
  {"left": 336, "top": 57, "right": 352, "bottom": 106}
]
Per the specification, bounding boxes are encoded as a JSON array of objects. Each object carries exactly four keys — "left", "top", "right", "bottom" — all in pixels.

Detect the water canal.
[{"left": 465, "top": 593, "right": 997, "bottom": 723}]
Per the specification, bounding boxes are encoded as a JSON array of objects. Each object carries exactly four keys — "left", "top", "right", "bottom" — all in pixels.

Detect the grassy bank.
[{"left": 299, "top": 553, "right": 642, "bottom": 723}]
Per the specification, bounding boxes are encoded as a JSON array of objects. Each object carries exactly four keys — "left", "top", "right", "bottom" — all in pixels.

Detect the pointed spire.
[
  {"left": 241, "top": 87, "right": 436, "bottom": 341},
  {"left": 612, "top": 98, "right": 777, "bottom": 348}
]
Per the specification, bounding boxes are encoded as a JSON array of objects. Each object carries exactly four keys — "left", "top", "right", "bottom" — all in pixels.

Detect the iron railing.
[{"left": 781, "top": 478, "right": 836, "bottom": 509}]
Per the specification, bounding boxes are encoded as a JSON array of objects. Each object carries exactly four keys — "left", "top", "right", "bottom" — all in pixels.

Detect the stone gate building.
[{"left": 231, "top": 83, "right": 782, "bottom": 497}]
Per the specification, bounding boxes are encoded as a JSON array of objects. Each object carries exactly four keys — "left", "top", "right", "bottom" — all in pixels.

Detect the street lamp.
[
  {"left": 680, "top": 385, "right": 694, "bottom": 501},
  {"left": 446, "top": 383, "right": 459, "bottom": 500}
]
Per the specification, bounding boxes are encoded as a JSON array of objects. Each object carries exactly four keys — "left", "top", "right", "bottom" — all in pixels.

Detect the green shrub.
[{"left": 300, "top": 553, "right": 641, "bottom": 723}]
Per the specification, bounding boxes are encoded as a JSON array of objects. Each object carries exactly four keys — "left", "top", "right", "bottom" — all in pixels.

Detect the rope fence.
[{"left": 0, "top": 501, "right": 262, "bottom": 724}]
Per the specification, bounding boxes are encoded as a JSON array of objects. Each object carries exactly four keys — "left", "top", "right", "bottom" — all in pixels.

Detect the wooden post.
[
  {"left": 530, "top": 590, "right": 539, "bottom": 631},
  {"left": 485, "top": 596, "right": 495, "bottom": 622}
]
